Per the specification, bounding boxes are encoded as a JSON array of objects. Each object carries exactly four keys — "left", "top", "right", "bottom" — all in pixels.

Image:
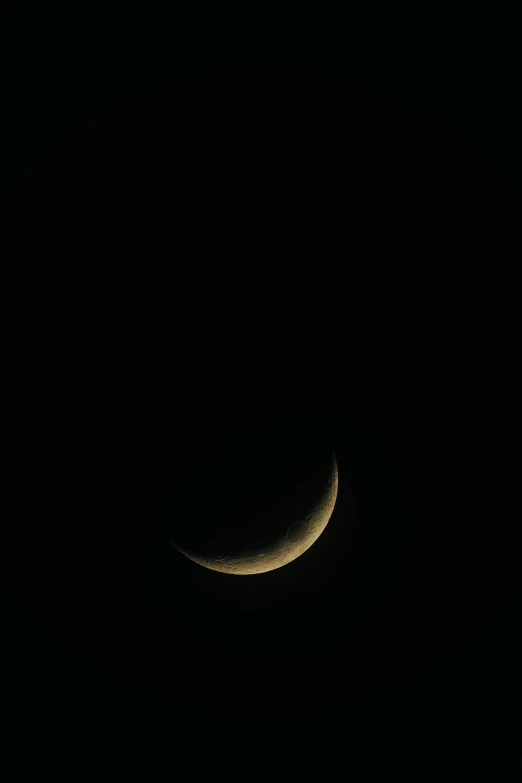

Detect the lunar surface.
[{"left": 173, "top": 441, "right": 338, "bottom": 575}]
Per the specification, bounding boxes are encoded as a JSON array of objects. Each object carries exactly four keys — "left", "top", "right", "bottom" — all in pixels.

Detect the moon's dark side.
[{"left": 169, "top": 422, "right": 337, "bottom": 574}]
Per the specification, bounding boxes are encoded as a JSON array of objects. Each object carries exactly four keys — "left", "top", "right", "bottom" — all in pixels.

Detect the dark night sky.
[{"left": 3, "top": 8, "right": 522, "bottom": 780}]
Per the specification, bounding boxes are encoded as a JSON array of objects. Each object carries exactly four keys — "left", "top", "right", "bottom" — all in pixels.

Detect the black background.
[{"left": 3, "top": 7, "right": 522, "bottom": 780}]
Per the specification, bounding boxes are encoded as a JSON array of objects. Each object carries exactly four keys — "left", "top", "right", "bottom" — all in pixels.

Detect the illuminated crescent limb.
[{"left": 175, "top": 454, "right": 338, "bottom": 575}]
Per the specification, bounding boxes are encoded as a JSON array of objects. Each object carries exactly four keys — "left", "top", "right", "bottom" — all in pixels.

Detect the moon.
[{"left": 174, "top": 447, "right": 338, "bottom": 575}]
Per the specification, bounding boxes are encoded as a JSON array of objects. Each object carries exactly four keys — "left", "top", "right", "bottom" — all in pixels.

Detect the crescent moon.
[{"left": 175, "top": 452, "right": 338, "bottom": 575}]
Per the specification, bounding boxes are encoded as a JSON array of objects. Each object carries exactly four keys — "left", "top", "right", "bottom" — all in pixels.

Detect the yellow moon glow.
[{"left": 176, "top": 453, "right": 338, "bottom": 575}]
